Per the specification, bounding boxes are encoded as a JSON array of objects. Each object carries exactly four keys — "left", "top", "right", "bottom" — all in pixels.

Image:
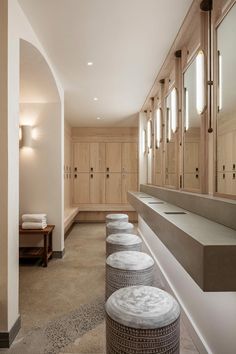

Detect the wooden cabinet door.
[
  {"left": 183, "top": 173, "right": 200, "bottom": 190},
  {"left": 74, "top": 143, "right": 90, "bottom": 172},
  {"left": 122, "top": 173, "right": 138, "bottom": 204},
  {"left": 106, "top": 143, "right": 121, "bottom": 172},
  {"left": 90, "top": 173, "right": 105, "bottom": 204},
  {"left": 155, "top": 148, "right": 162, "bottom": 174},
  {"left": 105, "top": 173, "right": 121, "bottom": 203},
  {"left": 122, "top": 143, "right": 138, "bottom": 173},
  {"left": 90, "top": 143, "right": 105, "bottom": 172},
  {"left": 184, "top": 142, "right": 199, "bottom": 173},
  {"left": 73, "top": 173, "right": 90, "bottom": 204}
]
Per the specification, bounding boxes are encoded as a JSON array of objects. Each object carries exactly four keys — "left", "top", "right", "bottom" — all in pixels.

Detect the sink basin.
[
  {"left": 148, "top": 202, "right": 164, "bottom": 204},
  {"left": 164, "top": 211, "right": 187, "bottom": 215}
]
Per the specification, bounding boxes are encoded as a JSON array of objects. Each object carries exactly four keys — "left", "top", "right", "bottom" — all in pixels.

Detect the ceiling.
[{"left": 18, "top": 0, "right": 192, "bottom": 127}]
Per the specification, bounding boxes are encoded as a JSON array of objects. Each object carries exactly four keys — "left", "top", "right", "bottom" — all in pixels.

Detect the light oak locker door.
[
  {"left": 122, "top": 173, "right": 138, "bottom": 204},
  {"left": 122, "top": 143, "right": 138, "bottom": 173},
  {"left": 90, "top": 143, "right": 105, "bottom": 172},
  {"left": 90, "top": 173, "right": 105, "bottom": 204},
  {"left": 74, "top": 143, "right": 90, "bottom": 172},
  {"left": 184, "top": 173, "right": 200, "bottom": 190},
  {"left": 73, "top": 173, "right": 90, "bottom": 204},
  {"left": 105, "top": 173, "right": 121, "bottom": 203},
  {"left": 106, "top": 143, "right": 121, "bottom": 172},
  {"left": 184, "top": 142, "right": 199, "bottom": 173},
  {"left": 155, "top": 148, "right": 162, "bottom": 174}
]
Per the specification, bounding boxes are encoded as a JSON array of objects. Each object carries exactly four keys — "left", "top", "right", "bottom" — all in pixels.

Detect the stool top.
[
  {"left": 107, "top": 233, "right": 142, "bottom": 246},
  {"left": 106, "top": 285, "right": 180, "bottom": 329},
  {"left": 106, "top": 251, "right": 154, "bottom": 270},
  {"left": 106, "top": 214, "right": 128, "bottom": 222},
  {"left": 107, "top": 221, "right": 134, "bottom": 231}
]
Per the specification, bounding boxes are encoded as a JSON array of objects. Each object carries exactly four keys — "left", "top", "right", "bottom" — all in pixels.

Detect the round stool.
[
  {"left": 105, "top": 285, "right": 180, "bottom": 354},
  {"left": 106, "top": 221, "right": 134, "bottom": 237},
  {"left": 106, "top": 233, "right": 142, "bottom": 257},
  {"left": 106, "top": 251, "right": 154, "bottom": 299},
  {"left": 106, "top": 213, "right": 129, "bottom": 225}
]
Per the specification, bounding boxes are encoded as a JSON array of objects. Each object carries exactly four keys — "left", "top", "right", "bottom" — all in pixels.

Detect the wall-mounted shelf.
[{"left": 128, "top": 190, "right": 236, "bottom": 292}]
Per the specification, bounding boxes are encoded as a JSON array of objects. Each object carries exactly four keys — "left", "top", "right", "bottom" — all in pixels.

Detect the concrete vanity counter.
[{"left": 128, "top": 190, "right": 236, "bottom": 292}]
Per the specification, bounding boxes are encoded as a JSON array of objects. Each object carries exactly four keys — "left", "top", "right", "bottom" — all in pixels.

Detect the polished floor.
[{"left": 1, "top": 223, "right": 199, "bottom": 354}]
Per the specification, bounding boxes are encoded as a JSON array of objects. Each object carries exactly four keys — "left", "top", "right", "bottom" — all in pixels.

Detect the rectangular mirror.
[
  {"left": 165, "top": 89, "right": 177, "bottom": 188},
  {"left": 183, "top": 55, "right": 201, "bottom": 191},
  {"left": 216, "top": 3, "right": 236, "bottom": 196}
]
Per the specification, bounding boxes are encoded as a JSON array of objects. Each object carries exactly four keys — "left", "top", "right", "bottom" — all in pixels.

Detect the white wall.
[
  {"left": 19, "top": 103, "right": 63, "bottom": 251},
  {"left": 138, "top": 216, "right": 236, "bottom": 354},
  {"left": 0, "top": 0, "right": 64, "bottom": 333}
]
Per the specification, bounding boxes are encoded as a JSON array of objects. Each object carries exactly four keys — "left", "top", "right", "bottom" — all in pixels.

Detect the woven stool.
[
  {"left": 106, "top": 285, "right": 180, "bottom": 354},
  {"left": 106, "top": 251, "right": 154, "bottom": 299},
  {"left": 106, "top": 221, "right": 134, "bottom": 237},
  {"left": 106, "top": 233, "right": 142, "bottom": 257},
  {"left": 106, "top": 213, "right": 129, "bottom": 225}
]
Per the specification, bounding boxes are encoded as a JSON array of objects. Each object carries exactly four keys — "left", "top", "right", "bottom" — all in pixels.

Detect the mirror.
[
  {"left": 154, "top": 107, "right": 163, "bottom": 185},
  {"left": 216, "top": 4, "right": 236, "bottom": 195},
  {"left": 165, "top": 89, "right": 177, "bottom": 188},
  {"left": 183, "top": 55, "right": 201, "bottom": 191}
]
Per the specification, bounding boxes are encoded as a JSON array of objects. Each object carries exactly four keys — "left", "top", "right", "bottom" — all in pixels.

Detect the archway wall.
[{"left": 0, "top": 0, "right": 64, "bottom": 335}]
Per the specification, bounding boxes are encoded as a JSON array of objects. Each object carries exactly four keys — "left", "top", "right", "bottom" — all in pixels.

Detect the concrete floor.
[{"left": 0, "top": 223, "right": 199, "bottom": 354}]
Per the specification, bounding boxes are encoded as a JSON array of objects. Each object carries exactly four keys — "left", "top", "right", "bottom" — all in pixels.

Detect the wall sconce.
[
  {"left": 171, "top": 88, "right": 178, "bottom": 133},
  {"left": 20, "top": 125, "right": 32, "bottom": 147},
  {"left": 156, "top": 108, "right": 162, "bottom": 148},
  {"left": 142, "top": 128, "right": 147, "bottom": 154},
  {"left": 184, "top": 88, "right": 189, "bottom": 131},
  {"left": 147, "top": 119, "right": 152, "bottom": 150},
  {"left": 218, "top": 50, "right": 222, "bottom": 111},
  {"left": 196, "top": 50, "right": 206, "bottom": 114},
  {"left": 166, "top": 107, "right": 171, "bottom": 143}
]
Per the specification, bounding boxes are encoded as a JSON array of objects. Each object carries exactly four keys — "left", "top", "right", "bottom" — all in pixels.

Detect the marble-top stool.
[
  {"left": 106, "top": 233, "right": 142, "bottom": 257},
  {"left": 105, "top": 213, "right": 129, "bottom": 225},
  {"left": 106, "top": 251, "right": 154, "bottom": 299},
  {"left": 106, "top": 285, "right": 180, "bottom": 354},
  {"left": 106, "top": 221, "right": 134, "bottom": 237}
]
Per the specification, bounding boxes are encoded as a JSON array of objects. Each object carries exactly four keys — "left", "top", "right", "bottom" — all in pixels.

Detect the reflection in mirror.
[
  {"left": 155, "top": 107, "right": 162, "bottom": 185},
  {"left": 183, "top": 56, "right": 201, "bottom": 191},
  {"left": 142, "top": 128, "right": 147, "bottom": 154},
  {"left": 165, "top": 89, "right": 177, "bottom": 188},
  {"left": 217, "top": 4, "right": 236, "bottom": 195},
  {"left": 147, "top": 119, "right": 152, "bottom": 150}
]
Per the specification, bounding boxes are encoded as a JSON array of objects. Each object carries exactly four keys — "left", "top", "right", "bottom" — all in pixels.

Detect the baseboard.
[
  {"left": 64, "top": 222, "right": 75, "bottom": 239},
  {"left": 0, "top": 316, "right": 21, "bottom": 348},
  {"left": 52, "top": 248, "right": 65, "bottom": 259},
  {"left": 138, "top": 227, "right": 211, "bottom": 354}
]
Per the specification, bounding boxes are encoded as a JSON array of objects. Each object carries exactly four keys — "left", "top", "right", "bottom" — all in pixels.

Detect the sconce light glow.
[
  {"left": 196, "top": 50, "right": 205, "bottom": 114},
  {"left": 185, "top": 88, "right": 189, "bottom": 131},
  {"left": 171, "top": 88, "right": 178, "bottom": 133},
  {"left": 156, "top": 108, "right": 162, "bottom": 148},
  {"left": 142, "top": 129, "right": 146, "bottom": 154},
  {"left": 21, "top": 125, "right": 32, "bottom": 147},
  {"left": 167, "top": 108, "right": 171, "bottom": 142},
  {"left": 218, "top": 51, "right": 222, "bottom": 111},
  {"left": 147, "top": 119, "right": 152, "bottom": 150}
]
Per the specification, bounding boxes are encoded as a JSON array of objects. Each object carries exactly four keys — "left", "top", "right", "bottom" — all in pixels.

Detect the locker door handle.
[
  {"left": 74, "top": 167, "right": 77, "bottom": 172},
  {"left": 196, "top": 174, "right": 199, "bottom": 179},
  {"left": 74, "top": 174, "right": 77, "bottom": 178},
  {"left": 106, "top": 174, "right": 109, "bottom": 178},
  {"left": 233, "top": 164, "right": 235, "bottom": 170},
  {"left": 196, "top": 167, "right": 198, "bottom": 172},
  {"left": 106, "top": 167, "right": 109, "bottom": 172},
  {"left": 91, "top": 167, "right": 93, "bottom": 171},
  {"left": 223, "top": 174, "right": 225, "bottom": 179},
  {"left": 91, "top": 174, "right": 93, "bottom": 178},
  {"left": 223, "top": 165, "right": 225, "bottom": 171},
  {"left": 233, "top": 173, "right": 235, "bottom": 180}
]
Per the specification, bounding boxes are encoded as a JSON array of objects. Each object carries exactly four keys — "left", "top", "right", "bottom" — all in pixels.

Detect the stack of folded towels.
[{"left": 22, "top": 213, "right": 47, "bottom": 229}]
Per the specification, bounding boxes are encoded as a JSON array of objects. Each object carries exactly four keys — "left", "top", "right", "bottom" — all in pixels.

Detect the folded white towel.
[
  {"left": 22, "top": 214, "right": 47, "bottom": 222},
  {"left": 22, "top": 222, "right": 47, "bottom": 230}
]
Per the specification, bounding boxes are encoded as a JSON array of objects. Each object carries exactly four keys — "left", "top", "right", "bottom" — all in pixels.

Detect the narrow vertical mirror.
[
  {"left": 165, "top": 89, "right": 178, "bottom": 188},
  {"left": 216, "top": 4, "right": 236, "bottom": 196},
  {"left": 155, "top": 107, "right": 162, "bottom": 185},
  {"left": 183, "top": 55, "right": 201, "bottom": 191}
]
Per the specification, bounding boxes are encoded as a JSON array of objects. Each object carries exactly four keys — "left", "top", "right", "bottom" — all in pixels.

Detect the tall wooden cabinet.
[{"left": 72, "top": 133, "right": 138, "bottom": 207}]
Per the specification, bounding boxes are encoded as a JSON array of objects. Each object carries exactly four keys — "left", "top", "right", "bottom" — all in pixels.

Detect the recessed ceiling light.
[
  {"left": 87, "top": 62, "right": 93, "bottom": 66},
  {"left": 93, "top": 97, "right": 98, "bottom": 101},
  {"left": 97, "top": 117, "right": 101, "bottom": 120}
]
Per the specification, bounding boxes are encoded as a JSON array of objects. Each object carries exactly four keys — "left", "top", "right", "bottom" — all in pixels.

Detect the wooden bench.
[{"left": 64, "top": 207, "right": 79, "bottom": 236}]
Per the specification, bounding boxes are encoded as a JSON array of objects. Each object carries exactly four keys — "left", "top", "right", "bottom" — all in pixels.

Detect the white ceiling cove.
[{"left": 18, "top": 0, "right": 192, "bottom": 127}]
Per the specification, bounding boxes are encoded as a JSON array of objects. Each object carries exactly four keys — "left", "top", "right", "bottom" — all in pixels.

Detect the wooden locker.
[
  {"left": 74, "top": 143, "right": 90, "bottom": 172},
  {"left": 105, "top": 173, "right": 122, "bottom": 203},
  {"left": 183, "top": 173, "right": 200, "bottom": 190},
  {"left": 122, "top": 173, "right": 138, "bottom": 204},
  {"left": 122, "top": 143, "right": 138, "bottom": 173},
  {"left": 155, "top": 148, "right": 162, "bottom": 173},
  {"left": 90, "top": 173, "right": 105, "bottom": 204},
  {"left": 106, "top": 143, "right": 121, "bottom": 172},
  {"left": 90, "top": 143, "right": 105, "bottom": 172},
  {"left": 73, "top": 173, "right": 90, "bottom": 204},
  {"left": 184, "top": 142, "right": 199, "bottom": 173},
  {"left": 155, "top": 173, "right": 162, "bottom": 186}
]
